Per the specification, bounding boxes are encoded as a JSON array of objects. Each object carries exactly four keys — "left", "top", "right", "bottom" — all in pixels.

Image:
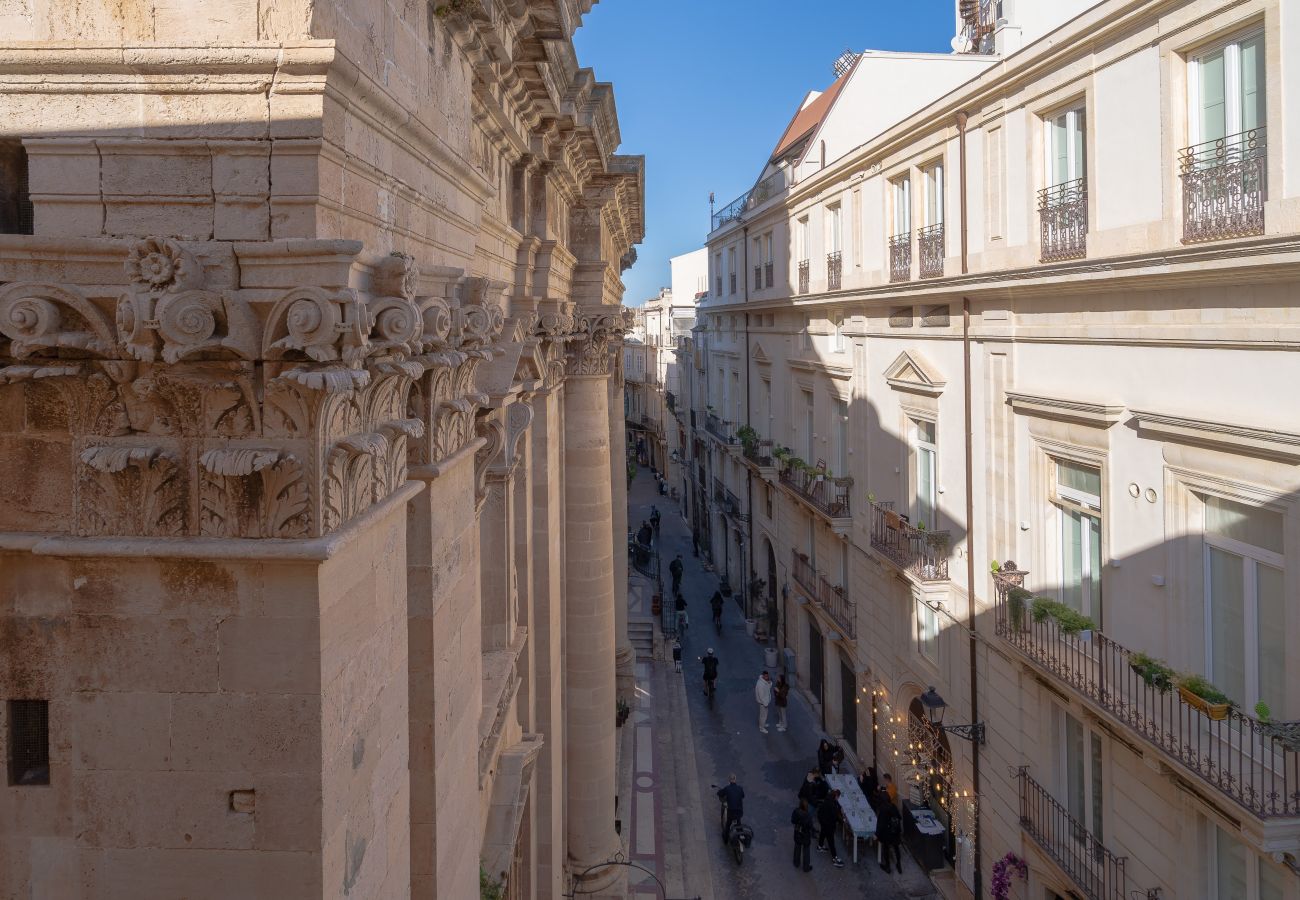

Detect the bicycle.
[{"left": 719, "top": 800, "right": 751, "bottom": 864}]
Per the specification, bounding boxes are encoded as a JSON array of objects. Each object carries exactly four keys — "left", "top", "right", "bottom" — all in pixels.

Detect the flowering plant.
[{"left": 991, "top": 852, "right": 1028, "bottom": 900}]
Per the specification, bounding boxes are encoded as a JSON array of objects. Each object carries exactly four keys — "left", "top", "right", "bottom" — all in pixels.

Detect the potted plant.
[
  {"left": 1030, "top": 597, "right": 1096, "bottom": 638},
  {"left": 1128, "top": 652, "right": 1176, "bottom": 692},
  {"left": 1253, "top": 703, "right": 1300, "bottom": 751},
  {"left": 1177, "top": 674, "right": 1233, "bottom": 720},
  {"left": 991, "top": 852, "right": 1028, "bottom": 900},
  {"left": 1006, "top": 586, "right": 1032, "bottom": 632},
  {"left": 480, "top": 866, "right": 505, "bottom": 900}
]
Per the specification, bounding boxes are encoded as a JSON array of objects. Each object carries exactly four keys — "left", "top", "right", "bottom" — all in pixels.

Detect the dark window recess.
[
  {"left": 921, "top": 304, "right": 951, "bottom": 327},
  {"left": 888, "top": 306, "right": 914, "bottom": 328},
  {"left": 0, "top": 142, "right": 34, "bottom": 236},
  {"left": 8, "top": 699, "right": 50, "bottom": 786}
]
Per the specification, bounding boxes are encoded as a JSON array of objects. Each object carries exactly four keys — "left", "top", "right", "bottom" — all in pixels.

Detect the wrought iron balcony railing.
[
  {"left": 712, "top": 168, "right": 791, "bottom": 231},
  {"left": 993, "top": 564, "right": 1300, "bottom": 820},
  {"left": 868, "top": 500, "right": 950, "bottom": 582},
  {"left": 1179, "top": 128, "right": 1266, "bottom": 243},
  {"left": 778, "top": 459, "right": 852, "bottom": 519},
  {"left": 959, "top": 0, "right": 999, "bottom": 53},
  {"left": 754, "top": 264, "right": 763, "bottom": 291},
  {"left": 764, "top": 261, "right": 774, "bottom": 288},
  {"left": 797, "top": 259, "right": 810, "bottom": 295},
  {"left": 918, "top": 223, "right": 945, "bottom": 278},
  {"left": 741, "top": 437, "right": 774, "bottom": 469},
  {"left": 827, "top": 250, "right": 843, "bottom": 290},
  {"left": 712, "top": 478, "right": 746, "bottom": 521},
  {"left": 704, "top": 412, "right": 735, "bottom": 444},
  {"left": 889, "top": 231, "right": 912, "bottom": 283},
  {"left": 1039, "top": 177, "right": 1088, "bottom": 262},
  {"left": 790, "top": 550, "right": 855, "bottom": 639},
  {"left": 1017, "top": 767, "right": 1127, "bottom": 900}
]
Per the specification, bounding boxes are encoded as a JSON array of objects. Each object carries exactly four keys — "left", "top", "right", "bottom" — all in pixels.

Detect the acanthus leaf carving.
[
  {"left": 198, "top": 448, "right": 309, "bottom": 539},
  {"left": 76, "top": 444, "right": 186, "bottom": 537}
]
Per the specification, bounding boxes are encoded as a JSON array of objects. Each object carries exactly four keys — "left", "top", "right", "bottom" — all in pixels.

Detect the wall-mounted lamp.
[{"left": 919, "top": 686, "right": 986, "bottom": 744}]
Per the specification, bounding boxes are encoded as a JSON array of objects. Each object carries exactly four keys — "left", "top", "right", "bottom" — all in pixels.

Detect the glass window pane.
[
  {"left": 916, "top": 420, "right": 935, "bottom": 444},
  {"left": 1205, "top": 495, "right": 1283, "bottom": 554},
  {"left": 1239, "top": 34, "right": 1265, "bottom": 132},
  {"left": 1214, "top": 827, "right": 1248, "bottom": 900},
  {"left": 1074, "top": 109, "right": 1087, "bottom": 180},
  {"left": 1087, "top": 513, "right": 1102, "bottom": 620},
  {"left": 918, "top": 447, "right": 936, "bottom": 528},
  {"left": 1062, "top": 509, "right": 1084, "bottom": 613},
  {"left": 1066, "top": 714, "right": 1085, "bottom": 820},
  {"left": 1257, "top": 563, "right": 1285, "bottom": 712},
  {"left": 1208, "top": 546, "right": 1247, "bottom": 706},
  {"left": 1057, "top": 460, "right": 1101, "bottom": 498},
  {"left": 1089, "top": 732, "right": 1103, "bottom": 842},
  {"left": 1199, "top": 49, "right": 1227, "bottom": 142}
]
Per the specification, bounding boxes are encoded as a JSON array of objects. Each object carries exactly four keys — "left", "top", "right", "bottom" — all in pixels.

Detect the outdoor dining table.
[{"left": 824, "top": 773, "right": 877, "bottom": 863}]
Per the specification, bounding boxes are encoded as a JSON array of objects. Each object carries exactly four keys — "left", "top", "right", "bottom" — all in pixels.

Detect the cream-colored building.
[
  {"left": 0, "top": 2, "right": 642, "bottom": 899},
  {"left": 692, "top": 1, "right": 1300, "bottom": 898}
]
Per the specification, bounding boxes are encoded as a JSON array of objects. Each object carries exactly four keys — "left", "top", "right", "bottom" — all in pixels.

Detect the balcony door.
[
  {"left": 1052, "top": 705, "right": 1104, "bottom": 848},
  {"left": 912, "top": 418, "right": 937, "bottom": 530},
  {"left": 1044, "top": 106, "right": 1086, "bottom": 188},
  {"left": 1189, "top": 31, "right": 1264, "bottom": 147},
  {"left": 1202, "top": 494, "right": 1285, "bottom": 712},
  {"left": 1052, "top": 459, "right": 1102, "bottom": 624}
]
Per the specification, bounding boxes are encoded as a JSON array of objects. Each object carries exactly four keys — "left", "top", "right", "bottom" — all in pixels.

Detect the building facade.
[
  {"left": 691, "top": 1, "right": 1300, "bottom": 898},
  {"left": 0, "top": 2, "right": 642, "bottom": 899}
]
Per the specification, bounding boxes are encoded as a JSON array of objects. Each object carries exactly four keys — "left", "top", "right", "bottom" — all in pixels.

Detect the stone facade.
[
  {"left": 684, "top": 1, "right": 1300, "bottom": 899},
  {"left": 0, "top": 2, "right": 642, "bottom": 899}
]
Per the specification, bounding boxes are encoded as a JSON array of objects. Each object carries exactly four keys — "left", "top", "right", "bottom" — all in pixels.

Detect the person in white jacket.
[{"left": 755, "top": 671, "right": 774, "bottom": 734}]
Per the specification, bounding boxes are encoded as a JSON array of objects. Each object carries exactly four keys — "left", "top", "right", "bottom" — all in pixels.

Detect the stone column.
[
  {"left": 609, "top": 352, "right": 635, "bottom": 694},
  {"left": 562, "top": 316, "right": 623, "bottom": 896}
]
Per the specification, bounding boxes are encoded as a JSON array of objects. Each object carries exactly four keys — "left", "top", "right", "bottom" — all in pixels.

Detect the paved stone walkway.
[{"left": 627, "top": 468, "right": 939, "bottom": 900}]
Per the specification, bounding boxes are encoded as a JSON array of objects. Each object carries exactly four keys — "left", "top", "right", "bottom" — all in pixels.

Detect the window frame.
[
  {"left": 891, "top": 176, "right": 912, "bottom": 236},
  {"left": 922, "top": 160, "right": 945, "bottom": 227},
  {"left": 911, "top": 417, "right": 938, "bottom": 530},
  {"left": 1051, "top": 458, "right": 1104, "bottom": 622},
  {"left": 916, "top": 597, "right": 939, "bottom": 664},
  {"left": 1187, "top": 27, "right": 1266, "bottom": 146},
  {"left": 1042, "top": 104, "right": 1087, "bottom": 188}
]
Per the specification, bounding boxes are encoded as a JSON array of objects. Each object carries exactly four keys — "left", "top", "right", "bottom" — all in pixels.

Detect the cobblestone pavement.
[{"left": 628, "top": 469, "right": 939, "bottom": 900}]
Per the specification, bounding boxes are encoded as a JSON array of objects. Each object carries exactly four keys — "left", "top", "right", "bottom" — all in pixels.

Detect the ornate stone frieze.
[
  {"left": 0, "top": 236, "right": 510, "bottom": 540},
  {"left": 565, "top": 307, "right": 634, "bottom": 378}
]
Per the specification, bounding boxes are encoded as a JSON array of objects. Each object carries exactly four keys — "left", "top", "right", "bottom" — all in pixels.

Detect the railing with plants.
[
  {"left": 736, "top": 425, "right": 774, "bottom": 469},
  {"left": 868, "top": 500, "right": 950, "bottom": 582},
  {"left": 992, "top": 562, "right": 1300, "bottom": 818},
  {"left": 775, "top": 451, "right": 852, "bottom": 518},
  {"left": 704, "top": 411, "right": 735, "bottom": 444},
  {"left": 1016, "top": 767, "right": 1126, "bottom": 900}
]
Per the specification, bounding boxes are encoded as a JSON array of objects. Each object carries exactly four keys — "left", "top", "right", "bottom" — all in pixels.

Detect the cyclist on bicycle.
[
  {"left": 701, "top": 648, "right": 719, "bottom": 697},
  {"left": 710, "top": 590, "right": 724, "bottom": 630},
  {"left": 716, "top": 774, "right": 745, "bottom": 841}
]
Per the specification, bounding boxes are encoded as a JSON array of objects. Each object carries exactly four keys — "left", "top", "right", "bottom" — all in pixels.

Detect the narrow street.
[{"left": 628, "top": 469, "right": 938, "bottom": 900}]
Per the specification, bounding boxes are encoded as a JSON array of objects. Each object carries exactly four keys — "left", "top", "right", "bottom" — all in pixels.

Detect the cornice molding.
[
  {"left": 1131, "top": 410, "right": 1300, "bottom": 464},
  {"left": 1006, "top": 391, "right": 1126, "bottom": 428}
]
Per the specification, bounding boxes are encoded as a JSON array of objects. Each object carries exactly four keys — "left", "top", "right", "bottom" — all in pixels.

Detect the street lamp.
[{"left": 919, "top": 686, "right": 985, "bottom": 744}]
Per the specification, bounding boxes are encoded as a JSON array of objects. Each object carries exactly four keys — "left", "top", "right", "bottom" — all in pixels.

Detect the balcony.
[
  {"left": 741, "top": 436, "right": 774, "bottom": 470},
  {"left": 713, "top": 477, "right": 747, "bottom": 522},
  {"left": 1017, "top": 767, "right": 1126, "bottom": 900},
  {"left": 764, "top": 261, "right": 774, "bottom": 288},
  {"left": 827, "top": 250, "right": 842, "bottom": 290},
  {"left": 797, "top": 259, "right": 810, "bottom": 295},
  {"left": 889, "top": 231, "right": 912, "bottom": 283},
  {"left": 918, "top": 223, "right": 944, "bottom": 278},
  {"left": 993, "top": 564, "right": 1300, "bottom": 822},
  {"left": 868, "top": 500, "right": 950, "bottom": 582},
  {"left": 1179, "top": 128, "right": 1266, "bottom": 243},
  {"left": 704, "top": 412, "right": 735, "bottom": 445},
  {"left": 778, "top": 458, "right": 852, "bottom": 529},
  {"left": 1039, "top": 177, "right": 1088, "bottom": 262},
  {"left": 959, "top": 0, "right": 999, "bottom": 53},
  {"left": 712, "top": 168, "right": 791, "bottom": 231},
  {"left": 791, "top": 550, "right": 856, "bottom": 639}
]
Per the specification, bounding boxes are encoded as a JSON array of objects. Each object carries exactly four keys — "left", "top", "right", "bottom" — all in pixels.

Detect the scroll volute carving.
[
  {"left": 0, "top": 282, "right": 118, "bottom": 360},
  {"left": 263, "top": 286, "right": 372, "bottom": 366}
]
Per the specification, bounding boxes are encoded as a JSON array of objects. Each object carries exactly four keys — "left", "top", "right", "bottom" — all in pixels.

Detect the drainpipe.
[
  {"left": 956, "top": 109, "right": 983, "bottom": 900},
  {"left": 742, "top": 225, "right": 754, "bottom": 617}
]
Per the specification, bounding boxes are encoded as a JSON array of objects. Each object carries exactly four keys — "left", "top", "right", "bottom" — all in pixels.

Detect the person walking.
[
  {"left": 710, "top": 590, "right": 724, "bottom": 630},
  {"left": 877, "top": 798, "right": 904, "bottom": 873},
  {"left": 882, "top": 771, "right": 898, "bottom": 806},
  {"left": 817, "top": 789, "right": 846, "bottom": 867},
  {"left": 668, "top": 554, "right": 684, "bottom": 593},
  {"left": 716, "top": 774, "right": 745, "bottom": 841},
  {"left": 691, "top": 531, "right": 700, "bottom": 557},
  {"left": 773, "top": 674, "right": 790, "bottom": 732},
  {"left": 790, "top": 799, "right": 814, "bottom": 872},
  {"left": 672, "top": 638, "right": 682, "bottom": 672},
  {"left": 649, "top": 506, "right": 661, "bottom": 538},
  {"left": 754, "top": 671, "right": 773, "bottom": 734},
  {"left": 817, "top": 738, "right": 836, "bottom": 775},
  {"left": 674, "top": 590, "right": 688, "bottom": 633}
]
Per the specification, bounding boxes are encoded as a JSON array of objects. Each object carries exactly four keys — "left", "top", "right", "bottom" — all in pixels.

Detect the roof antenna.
[{"left": 832, "top": 49, "right": 857, "bottom": 78}]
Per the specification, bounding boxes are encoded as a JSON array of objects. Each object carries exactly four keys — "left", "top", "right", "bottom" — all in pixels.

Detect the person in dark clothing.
[
  {"left": 717, "top": 774, "right": 745, "bottom": 841},
  {"left": 817, "top": 789, "right": 845, "bottom": 867},
  {"left": 669, "top": 555, "right": 684, "bottom": 593},
  {"left": 859, "top": 766, "right": 879, "bottom": 800},
  {"left": 636, "top": 521, "right": 652, "bottom": 547},
  {"left": 691, "top": 531, "right": 700, "bottom": 557},
  {"left": 672, "top": 639, "right": 682, "bottom": 672},
  {"left": 877, "top": 800, "right": 904, "bottom": 873},
  {"left": 649, "top": 506, "right": 661, "bottom": 536},
  {"left": 798, "top": 769, "right": 828, "bottom": 815},
  {"left": 790, "top": 799, "right": 814, "bottom": 872},
  {"left": 674, "top": 589, "right": 688, "bottom": 632},
  {"left": 710, "top": 590, "right": 724, "bottom": 628},
  {"left": 700, "top": 649, "right": 719, "bottom": 696},
  {"left": 817, "top": 738, "right": 836, "bottom": 775}
]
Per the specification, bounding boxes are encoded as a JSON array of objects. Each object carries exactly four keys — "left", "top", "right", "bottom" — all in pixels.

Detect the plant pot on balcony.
[
  {"left": 1178, "top": 685, "right": 1232, "bottom": 721},
  {"left": 1261, "top": 722, "right": 1300, "bottom": 753}
]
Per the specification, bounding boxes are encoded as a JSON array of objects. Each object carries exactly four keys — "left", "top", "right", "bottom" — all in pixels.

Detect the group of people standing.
[
  {"left": 788, "top": 751, "right": 906, "bottom": 875},
  {"left": 753, "top": 670, "right": 789, "bottom": 733}
]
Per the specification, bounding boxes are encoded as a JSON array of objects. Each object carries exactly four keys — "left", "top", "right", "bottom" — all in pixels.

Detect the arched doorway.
[
  {"left": 765, "top": 537, "right": 778, "bottom": 640},
  {"left": 908, "top": 697, "right": 956, "bottom": 865}
]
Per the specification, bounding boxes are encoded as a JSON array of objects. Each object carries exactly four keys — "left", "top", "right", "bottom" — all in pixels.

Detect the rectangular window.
[
  {"left": 839, "top": 541, "right": 849, "bottom": 590},
  {"left": 923, "top": 162, "right": 944, "bottom": 226},
  {"left": 796, "top": 217, "right": 809, "bottom": 261},
  {"left": 1053, "top": 460, "right": 1103, "bottom": 622},
  {"left": 913, "top": 419, "right": 937, "bottom": 530},
  {"left": 916, "top": 598, "right": 938, "bottom": 663},
  {"left": 827, "top": 203, "right": 842, "bottom": 253},
  {"left": 1190, "top": 32, "right": 1265, "bottom": 145},
  {"left": 807, "top": 514, "right": 816, "bottom": 568},
  {"left": 833, "top": 314, "right": 846, "bottom": 354},
  {"left": 803, "top": 390, "right": 815, "bottom": 461},
  {"left": 802, "top": 313, "right": 812, "bottom": 351},
  {"left": 892, "top": 177, "right": 912, "bottom": 235},
  {"left": 7, "top": 699, "right": 50, "bottom": 786},
  {"left": 1202, "top": 494, "right": 1284, "bottom": 710},
  {"left": 1052, "top": 705, "right": 1103, "bottom": 842},
  {"left": 1045, "top": 106, "right": 1087, "bottom": 187},
  {"left": 765, "top": 485, "right": 773, "bottom": 519},
  {"left": 1206, "top": 822, "right": 1287, "bottom": 900},
  {"left": 762, "top": 378, "right": 771, "bottom": 428},
  {"left": 714, "top": 253, "right": 723, "bottom": 296},
  {"left": 833, "top": 399, "right": 848, "bottom": 475},
  {"left": 727, "top": 247, "right": 737, "bottom": 294}
]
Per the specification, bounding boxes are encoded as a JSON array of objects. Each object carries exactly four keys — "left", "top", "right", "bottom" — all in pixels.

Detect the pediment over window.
[
  {"left": 751, "top": 342, "right": 770, "bottom": 365},
  {"left": 884, "top": 351, "right": 946, "bottom": 396}
]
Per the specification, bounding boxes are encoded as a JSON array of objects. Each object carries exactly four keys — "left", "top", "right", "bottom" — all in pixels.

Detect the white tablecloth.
[{"left": 824, "top": 774, "right": 877, "bottom": 838}]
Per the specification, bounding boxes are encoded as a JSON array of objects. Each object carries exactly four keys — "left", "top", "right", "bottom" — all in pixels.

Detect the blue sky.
[{"left": 574, "top": 0, "right": 956, "bottom": 305}]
